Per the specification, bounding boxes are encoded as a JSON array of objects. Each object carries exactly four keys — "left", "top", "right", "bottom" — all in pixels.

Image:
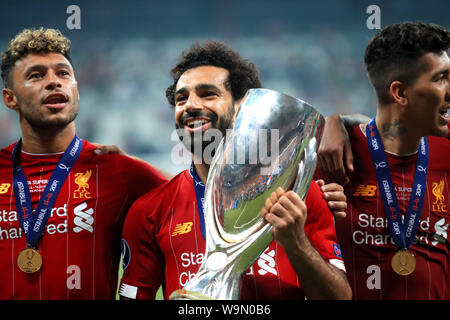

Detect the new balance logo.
[
  {"left": 0, "top": 183, "right": 11, "bottom": 194},
  {"left": 73, "top": 202, "right": 94, "bottom": 233},
  {"left": 353, "top": 184, "right": 377, "bottom": 197},
  {"left": 172, "top": 222, "right": 193, "bottom": 236}
]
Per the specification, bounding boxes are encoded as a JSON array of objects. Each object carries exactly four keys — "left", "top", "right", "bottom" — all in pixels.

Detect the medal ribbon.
[
  {"left": 12, "top": 135, "right": 83, "bottom": 248},
  {"left": 366, "top": 118, "right": 428, "bottom": 250},
  {"left": 190, "top": 163, "right": 206, "bottom": 239}
]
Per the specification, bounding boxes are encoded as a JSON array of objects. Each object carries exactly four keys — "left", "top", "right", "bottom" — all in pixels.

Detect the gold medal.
[
  {"left": 17, "top": 248, "right": 42, "bottom": 273},
  {"left": 391, "top": 250, "right": 416, "bottom": 276}
]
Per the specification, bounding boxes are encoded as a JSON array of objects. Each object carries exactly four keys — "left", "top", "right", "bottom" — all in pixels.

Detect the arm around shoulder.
[{"left": 317, "top": 113, "right": 369, "bottom": 185}]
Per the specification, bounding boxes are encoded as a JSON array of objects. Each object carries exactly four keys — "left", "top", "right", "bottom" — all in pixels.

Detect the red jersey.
[
  {"left": 0, "top": 140, "right": 166, "bottom": 300},
  {"left": 336, "top": 125, "right": 450, "bottom": 299},
  {"left": 119, "top": 168, "right": 345, "bottom": 300}
]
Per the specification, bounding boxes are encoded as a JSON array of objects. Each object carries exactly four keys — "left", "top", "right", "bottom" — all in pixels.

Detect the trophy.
[{"left": 169, "top": 88, "right": 324, "bottom": 300}]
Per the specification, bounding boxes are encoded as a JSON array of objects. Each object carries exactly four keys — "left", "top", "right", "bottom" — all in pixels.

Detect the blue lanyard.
[
  {"left": 366, "top": 118, "right": 428, "bottom": 250},
  {"left": 12, "top": 136, "right": 83, "bottom": 248},
  {"left": 190, "top": 163, "right": 206, "bottom": 239}
]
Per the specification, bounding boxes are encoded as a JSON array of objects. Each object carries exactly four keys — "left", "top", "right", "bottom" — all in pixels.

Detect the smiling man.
[
  {"left": 119, "top": 41, "right": 352, "bottom": 300},
  {"left": 173, "top": 65, "right": 239, "bottom": 168},
  {"left": 0, "top": 28, "right": 167, "bottom": 299},
  {"left": 316, "top": 22, "right": 450, "bottom": 299}
]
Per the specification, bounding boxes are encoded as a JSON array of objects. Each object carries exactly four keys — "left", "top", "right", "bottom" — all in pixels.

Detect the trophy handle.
[{"left": 292, "top": 137, "right": 317, "bottom": 200}]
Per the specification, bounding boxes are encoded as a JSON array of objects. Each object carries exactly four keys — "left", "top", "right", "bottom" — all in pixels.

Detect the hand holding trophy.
[{"left": 170, "top": 88, "right": 324, "bottom": 300}]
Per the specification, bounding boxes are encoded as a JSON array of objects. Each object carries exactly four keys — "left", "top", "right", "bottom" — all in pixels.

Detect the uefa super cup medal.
[
  {"left": 391, "top": 250, "right": 416, "bottom": 276},
  {"left": 17, "top": 247, "right": 42, "bottom": 273}
]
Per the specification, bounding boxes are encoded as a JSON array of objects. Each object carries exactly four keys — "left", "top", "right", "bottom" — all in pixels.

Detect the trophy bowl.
[{"left": 169, "top": 88, "right": 324, "bottom": 300}]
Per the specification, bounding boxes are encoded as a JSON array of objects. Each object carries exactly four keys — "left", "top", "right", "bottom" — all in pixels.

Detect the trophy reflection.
[{"left": 169, "top": 88, "right": 324, "bottom": 300}]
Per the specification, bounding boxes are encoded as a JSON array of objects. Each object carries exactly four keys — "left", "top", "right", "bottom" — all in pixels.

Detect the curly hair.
[
  {"left": 365, "top": 22, "right": 450, "bottom": 105},
  {"left": 166, "top": 40, "right": 262, "bottom": 106},
  {"left": 1, "top": 27, "right": 72, "bottom": 88}
]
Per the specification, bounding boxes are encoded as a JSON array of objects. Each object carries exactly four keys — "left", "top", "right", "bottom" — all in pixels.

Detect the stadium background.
[{"left": 0, "top": 0, "right": 448, "bottom": 300}]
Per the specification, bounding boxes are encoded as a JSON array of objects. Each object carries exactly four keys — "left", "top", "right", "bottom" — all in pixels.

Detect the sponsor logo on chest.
[{"left": 0, "top": 202, "right": 95, "bottom": 241}]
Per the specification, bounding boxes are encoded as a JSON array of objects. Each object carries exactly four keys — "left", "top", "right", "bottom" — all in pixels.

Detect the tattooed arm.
[{"left": 318, "top": 114, "right": 370, "bottom": 185}]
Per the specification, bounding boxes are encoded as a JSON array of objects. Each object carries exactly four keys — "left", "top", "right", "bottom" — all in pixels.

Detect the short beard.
[
  {"left": 175, "top": 103, "right": 236, "bottom": 158},
  {"left": 18, "top": 98, "right": 78, "bottom": 132},
  {"left": 24, "top": 111, "right": 77, "bottom": 130}
]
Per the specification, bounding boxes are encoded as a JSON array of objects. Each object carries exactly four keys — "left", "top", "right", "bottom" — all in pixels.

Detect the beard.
[
  {"left": 175, "top": 104, "right": 236, "bottom": 160},
  {"left": 18, "top": 96, "right": 78, "bottom": 131}
]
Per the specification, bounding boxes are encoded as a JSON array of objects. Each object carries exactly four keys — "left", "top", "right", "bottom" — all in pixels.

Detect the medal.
[
  {"left": 391, "top": 250, "right": 416, "bottom": 276},
  {"left": 366, "top": 118, "right": 428, "bottom": 276},
  {"left": 12, "top": 136, "right": 83, "bottom": 273},
  {"left": 17, "top": 248, "right": 42, "bottom": 273}
]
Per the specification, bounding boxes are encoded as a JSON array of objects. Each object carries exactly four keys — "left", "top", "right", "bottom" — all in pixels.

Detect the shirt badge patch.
[
  {"left": 332, "top": 244, "right": 342, "bottom": 258},
  {"left": 432, "top": 179, "right": 447, "bottom": 213},
  {"left": 121, "top": 238, "right": 131, "bottom": 270},
  {"left": 74, "top": 170, "right": 92, "bottom": 199}
]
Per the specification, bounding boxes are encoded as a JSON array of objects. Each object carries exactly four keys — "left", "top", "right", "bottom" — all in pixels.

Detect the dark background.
[{"left": 1, "top": 0, "right": 448, "bottom": 172}]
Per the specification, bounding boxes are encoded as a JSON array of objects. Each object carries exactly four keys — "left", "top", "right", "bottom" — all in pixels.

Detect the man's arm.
[
  {"left": 119, "top": 194, "right": 164, "bottom": 300},
  {"left": 92, "top": 143, "right": 175, "bottom": 179},
  {"left": 317, "top": 113, "right": 370, "bottom": 185},
  {"left": 261, "top": 186, "right": 351, "bottom": 300}
]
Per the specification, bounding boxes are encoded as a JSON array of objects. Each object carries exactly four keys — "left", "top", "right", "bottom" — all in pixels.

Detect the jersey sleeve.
[
  {"left": 119, "top": 192, "right": 164, "bottom": 299},
  {"left": 118, "top": 155, "right": 167, "bottom": 201},
  {"left": 304, "top": 181, "right": 346, "bottom": 272}
]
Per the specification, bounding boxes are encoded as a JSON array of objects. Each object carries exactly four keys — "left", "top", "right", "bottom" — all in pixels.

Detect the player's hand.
[
  {"left": 317, "top": 115, "right": 354, "bottom": 185},
  {"left": 92, "top": 143, "right": 128, "bottom": 156},
  {"left": 92, "top": 143, "right": 174, "bottom": 180},
  {"left": 316, "top": 179, "right": 347, "bottom": 220},
  {"left": 261, "top": 187, "right": 308, "bottom": 251}
]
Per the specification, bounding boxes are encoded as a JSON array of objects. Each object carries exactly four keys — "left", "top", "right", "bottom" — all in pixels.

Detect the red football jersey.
[
  {"left": 119, "top": 168, "right": 345, "bottom": 300},
  {"left": 0, "top": 140, "right": 166, "bottom": 299},
  {"left": 335, "top": 125, "right": 450, "bottom": 299}
]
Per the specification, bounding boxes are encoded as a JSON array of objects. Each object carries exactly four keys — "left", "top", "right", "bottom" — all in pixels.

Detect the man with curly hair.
[
  {"left": 119, "top": 40, "right": 352, "bottom": 300},
  {"left": 315, "top": 22, "right": 450, "bottom": 299},
  {"left": 0, "top": 28, "right": 167, "bottom": 299}
]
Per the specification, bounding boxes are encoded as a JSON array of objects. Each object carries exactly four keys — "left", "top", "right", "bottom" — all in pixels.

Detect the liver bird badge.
[{"left": 74, "top": 170, "right": 92, "bottom": 199}]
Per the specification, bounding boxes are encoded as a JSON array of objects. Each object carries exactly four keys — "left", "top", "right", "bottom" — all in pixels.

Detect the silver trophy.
[{"left": 169, "top": 88, "right": 324, "bottom": 300}]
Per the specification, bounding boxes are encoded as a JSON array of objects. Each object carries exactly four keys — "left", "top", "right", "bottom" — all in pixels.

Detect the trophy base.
[{"left": 169, "top": 289, "right": 215, "bottom": 300}]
